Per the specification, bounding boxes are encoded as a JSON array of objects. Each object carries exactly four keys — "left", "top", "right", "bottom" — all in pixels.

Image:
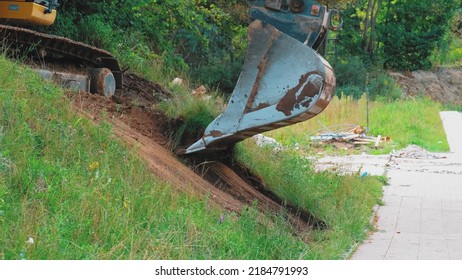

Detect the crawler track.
[{"left": 0, "top": 24, "right": 123, "bottom": 88}]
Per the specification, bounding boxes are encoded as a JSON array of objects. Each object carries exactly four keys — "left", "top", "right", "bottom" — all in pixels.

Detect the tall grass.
[
  {"left": 235, "top": 143, "right": 384, "bottom": 258},
  {"left": 0, "top": 56, "right": 340, "bottom": 260},
  {"left": 157, "top": 84, "right": 224, "bottom": 148},
  {"left": 443, "top": 104, "right": 462, "bottom": 112},
  {"left": 266, "top": 95, "right": 449, "bottom": 153}
]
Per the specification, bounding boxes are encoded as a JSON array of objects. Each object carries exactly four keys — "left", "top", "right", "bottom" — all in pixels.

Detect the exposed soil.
[
  {"left": 390, "top": 67, "right": 462, "bottom": 104},
  {"left": 70, "top": 72, "right": 324, "bottom": 234}
]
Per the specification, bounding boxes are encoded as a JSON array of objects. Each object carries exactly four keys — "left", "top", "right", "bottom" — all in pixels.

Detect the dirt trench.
[{"left": 71, "top": 73, "right": 324, "bottom": 233}]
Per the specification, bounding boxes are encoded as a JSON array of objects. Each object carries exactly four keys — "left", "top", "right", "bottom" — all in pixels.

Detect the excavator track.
[{"left": 0, "top": 24, "right": 123, "bottom": 89}]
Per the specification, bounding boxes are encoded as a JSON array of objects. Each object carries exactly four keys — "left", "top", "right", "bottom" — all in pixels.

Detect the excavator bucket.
[{"left": 182, "top": 19, "right": 335, "bottom": 154}]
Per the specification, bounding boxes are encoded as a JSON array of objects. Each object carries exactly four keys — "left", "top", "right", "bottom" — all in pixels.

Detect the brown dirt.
[
  {"left": 70, "top": 72, "right": 324, "bottom": 234},
  {"left": 389, "top": 67, "right": 462, "bottom": 104}
]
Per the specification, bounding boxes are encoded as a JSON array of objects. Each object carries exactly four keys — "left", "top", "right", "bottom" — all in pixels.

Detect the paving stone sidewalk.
[{"left": 351, "top": 111, "right": 462, "bottom": 259}]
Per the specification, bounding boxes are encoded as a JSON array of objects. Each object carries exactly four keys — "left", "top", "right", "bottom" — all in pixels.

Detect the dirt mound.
[
  {"left": 70, "top": 72, "right": 322, "bottom": 233},
  {"left": 389, "top": 67, "right": 462, "bottom": 104}
]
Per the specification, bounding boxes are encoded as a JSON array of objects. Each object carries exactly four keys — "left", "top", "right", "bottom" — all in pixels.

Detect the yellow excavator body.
[
  {"left": 0, "top": 0, "right": 122, "bottom": 96},
  {"left": 0, "top": 0, "right": 56, "bottom": 26}
]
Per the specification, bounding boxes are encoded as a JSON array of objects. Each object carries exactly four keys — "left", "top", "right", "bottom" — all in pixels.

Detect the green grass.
[
  {"left": 0, "top": 56, "right": 349, "bottom": 260},
  {"left": 443, "top": 104, "right": 462, "bottom": 112},
  {"left": 234, "top": 143, "right": 384, "bottom": 259},
  {"left": 157, "top": 83, "right": 224, "bottom": 149},
  {"left": 265, "top": 95, "right": 449, "bottom": 155}
]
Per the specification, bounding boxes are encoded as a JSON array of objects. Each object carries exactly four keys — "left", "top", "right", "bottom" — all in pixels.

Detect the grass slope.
[
  {"left": 0, "top": 57, "right": 315, "bottom": 260},
  {"left": 0, "top": 57, "right": 383, "bottom": 260},
  {"left": 235, "top": 144, "right": 384, "bottom": 259}
]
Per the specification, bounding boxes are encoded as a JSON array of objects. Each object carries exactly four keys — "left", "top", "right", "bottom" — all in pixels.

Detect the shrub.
[
  {"left": 333, "top": 56, "right": 367, "bottom": 87},
  {"left": 381, "top": 0, "right": 460, "bottom": 71},
  {"left": 368, "top": 73, "right": 403, "bottom": 101}
]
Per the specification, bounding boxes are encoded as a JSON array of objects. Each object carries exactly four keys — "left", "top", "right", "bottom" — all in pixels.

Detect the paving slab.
[{"left": 345, "top": 111, "right": 462, "bottom": 260}]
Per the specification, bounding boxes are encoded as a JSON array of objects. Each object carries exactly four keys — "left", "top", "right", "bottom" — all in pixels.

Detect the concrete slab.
[
  {"left": 421, "top": 198, "right": 442, "bottom": 210},
  {"left": 440, "top": 111, "right": 462, "bottom": 154},
  {"left": 385, "top": 233, "right": 420, "bottom": 260},
  {"left": 420, "top": 209, "right": 445, "bottom": 235},
  {"left": 418, "top": 234, "right": 449, "bottom": 260},
  {"left": 446, "top": 236, "right": 462, "bottom": 259}
]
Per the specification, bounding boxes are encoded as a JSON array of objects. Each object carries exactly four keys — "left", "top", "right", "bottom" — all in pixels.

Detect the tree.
[{"left": 381, "top": 0, "right": 461, "bottom": 70}]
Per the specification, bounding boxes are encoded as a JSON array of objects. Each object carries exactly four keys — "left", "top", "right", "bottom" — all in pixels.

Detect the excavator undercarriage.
[{"left": 0, "top": 0, "right": 122, "bottom": 97}]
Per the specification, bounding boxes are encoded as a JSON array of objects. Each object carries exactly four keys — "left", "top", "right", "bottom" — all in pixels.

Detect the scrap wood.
[{"left": 310, "top": 125, "right": 389, "bottom": 148}]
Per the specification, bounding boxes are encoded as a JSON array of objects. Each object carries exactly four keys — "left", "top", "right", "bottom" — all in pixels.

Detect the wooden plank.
[{"left": 374, "top": 135, "right": 382, "bottom": 147}]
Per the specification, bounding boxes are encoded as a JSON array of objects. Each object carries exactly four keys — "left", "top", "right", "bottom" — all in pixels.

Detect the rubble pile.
[{"left": 391, "top": 144, "right": 446, "bottom": 159}]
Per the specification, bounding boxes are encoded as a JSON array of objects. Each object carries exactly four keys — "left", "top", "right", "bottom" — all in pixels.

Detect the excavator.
[
  {"left": 0, "top": 0, "right": 342, "bottom": 154},
  {"left": 0, "top": 0, "right": 122, "bottom": 97}
]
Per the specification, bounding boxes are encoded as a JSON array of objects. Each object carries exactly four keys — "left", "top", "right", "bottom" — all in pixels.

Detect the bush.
[
  {"left": 368, "top": 73, "right": 403, "bottom": 101},
  {"left": 336, "top": 85, "right": 364, "bottom": 100},
  {"left": 77, "top": 14, "right": 114, "bottom": 49},
  {"left": 381, "top": 0, "right": 460, "bottom": 71},
  {"left": 333, "top": 56, "right": 367, "bottom": 87},
  {"left": 191, "top": 57, "right": 244, "bottom": 93}
]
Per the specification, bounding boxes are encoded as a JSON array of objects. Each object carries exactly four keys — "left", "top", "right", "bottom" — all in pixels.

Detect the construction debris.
[
  {"left": 192, "top": 85, "right": 207, "bottom": 96},
  {"left": 252, "top": 134, "right": 283, "bottom": 153},
  {"left": 191, "top": 85, "right": 211, "bottom": 101},
  {"left": 391, "top": 145, "right": 446, "bottom": 159},
  {"left": 171, "top": 77, "right": 183, "bottom": 86},
  {"left": 310, "top": 126, "right": 389, "bottom": 148}
]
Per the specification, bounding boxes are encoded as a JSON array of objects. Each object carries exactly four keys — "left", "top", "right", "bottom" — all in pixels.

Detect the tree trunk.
[
  {"left": 368, "top": 0, "right": 384, "bottom": 54},
  {"left": 363, "top": 0, "right": 374, "bottom": 51}
]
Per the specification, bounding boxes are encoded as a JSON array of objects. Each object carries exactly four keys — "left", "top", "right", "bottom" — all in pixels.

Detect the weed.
[{"left": 443, "top": 103, "right": 462, "bottom": 112}]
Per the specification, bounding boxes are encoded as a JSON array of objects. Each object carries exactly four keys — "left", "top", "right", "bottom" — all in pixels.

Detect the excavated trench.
[
  {"left": 72, "top": 73, "right": 328, "bottom": 234},
  {"left": 70, "top": 73, "right": 327, "bottom": 234}
]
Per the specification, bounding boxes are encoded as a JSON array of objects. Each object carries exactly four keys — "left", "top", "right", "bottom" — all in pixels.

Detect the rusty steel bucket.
[{"left": 182, "top": 20, "right": 335, "bottom": 154}]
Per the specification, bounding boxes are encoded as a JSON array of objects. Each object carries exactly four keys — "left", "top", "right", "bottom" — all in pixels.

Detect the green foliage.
[
  {"left": 442, "top": 103, "right": 462, "bottom": 112},
  {"left": 47, "top": 0, "right": 248, "bottom": 91},
  {"left": 367, "top": 73, "right": 402, "bottom": 101},
  {"left": 431, "top": 11, "right": 462, "bottom": 67},
  {"left": 330, "top": 0, "right": 461, "bottom": 103},
  {"left": 191, "top": 55, "right": 245, "bottom": 92},
  {"left": 77, "top": 14, "right": 114, "bottom": 48},
  {"left": 381, "top": 0, "right": 461, "bottom": 70},
  {"left": 334, "top": 56, "right": 368, "bottom": 87},
  {"left": 333, "top": 56, "right": 402, "bottom": 101},
  {"left": 0, "top": 178, "right": 6, "bottom": 224}
]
